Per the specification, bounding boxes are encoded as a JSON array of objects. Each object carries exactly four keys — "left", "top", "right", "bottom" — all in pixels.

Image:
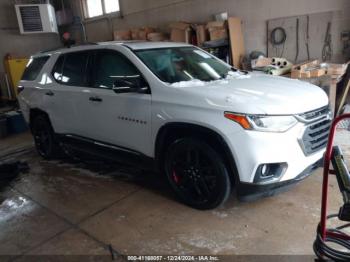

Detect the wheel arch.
[
  {"left": 29, "top": 108, "right": 51, "bottom": 131},
  {"left": 154, "top": 122, "right": 240, "bottom": 184}
]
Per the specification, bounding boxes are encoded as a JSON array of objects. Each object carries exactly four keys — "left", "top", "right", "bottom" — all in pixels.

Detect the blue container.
[{"left": 6, "top": 111, "right": 28, "bottom": 135}]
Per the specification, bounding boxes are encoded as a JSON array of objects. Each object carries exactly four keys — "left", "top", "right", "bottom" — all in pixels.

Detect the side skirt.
[{"left": 58, "top": 134, "right": 156, "bottom": 171}]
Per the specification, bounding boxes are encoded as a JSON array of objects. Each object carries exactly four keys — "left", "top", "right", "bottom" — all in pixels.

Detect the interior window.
[
  {"left": 22, "top": 56, "right": 50, "bottom": 81},
  {"left": 94, "top": 50, "right": 141, "bottom": 89},
  {"left": 61, "top": 52, "right": 90, "bottom": 87},
  {"left": 85, "top": 0, "right": 103, "bottom": 17},
  {"left": 84, "top": 0, "right": 120, "bottom": 18}
]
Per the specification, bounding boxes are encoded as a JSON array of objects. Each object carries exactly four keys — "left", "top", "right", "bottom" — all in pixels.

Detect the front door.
[{"left": 79, "top": 49, "right": 152, "bottom": 156}]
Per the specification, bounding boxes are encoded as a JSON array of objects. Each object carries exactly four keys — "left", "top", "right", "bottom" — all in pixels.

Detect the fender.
[{"left": 154, "top": 122, "right": 240, "bottom": 184}]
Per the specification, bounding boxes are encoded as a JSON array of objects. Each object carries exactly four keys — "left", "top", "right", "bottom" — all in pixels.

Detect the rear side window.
[
  {"left": 22, "top": 56, "right": 50, "bottom": 81},
  {"left": 52, "top": 52, "right": 90, "bottom": 87}
]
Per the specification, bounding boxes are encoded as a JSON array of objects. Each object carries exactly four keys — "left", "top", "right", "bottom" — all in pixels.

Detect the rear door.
[{"left": 47, "top": 51, "right": 93, "bottom": 135}]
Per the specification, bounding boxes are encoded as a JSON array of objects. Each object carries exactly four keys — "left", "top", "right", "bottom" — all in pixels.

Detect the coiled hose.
[{"left": 314, "top": 214, "right": 350, "bottom": 261}]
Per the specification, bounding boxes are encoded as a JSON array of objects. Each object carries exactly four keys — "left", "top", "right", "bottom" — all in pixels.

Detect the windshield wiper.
[{"left": 231, "top": 67, "right": 249, "bottom": 75}]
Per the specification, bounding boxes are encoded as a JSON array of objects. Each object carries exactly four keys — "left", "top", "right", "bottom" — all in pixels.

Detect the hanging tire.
[
  {"left": 31, "top": 115, "right": 61, "bottom": 160},
  {"left": 164, "top": 138, "right": 231, "bottom": 210}
]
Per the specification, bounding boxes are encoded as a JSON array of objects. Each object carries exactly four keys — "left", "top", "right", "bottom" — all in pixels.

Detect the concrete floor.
[{"left": 1, "top": 131, "right": 350, "bottom": 260}]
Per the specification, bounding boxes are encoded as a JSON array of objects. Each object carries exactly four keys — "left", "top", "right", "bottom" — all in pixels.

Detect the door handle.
[
  {"left": 45, "top": 91, "right": 54, "bottom": 96},
  {"left": 89, "top": 96, "right": 103, "bottom": 102}
]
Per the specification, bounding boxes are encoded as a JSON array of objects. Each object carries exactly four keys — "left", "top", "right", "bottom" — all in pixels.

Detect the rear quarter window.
[{"left": 21, "top": 56, "right": 50, "bottom": 81}]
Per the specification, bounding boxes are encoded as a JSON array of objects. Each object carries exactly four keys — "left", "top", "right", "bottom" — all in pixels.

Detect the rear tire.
[
  {"left": 164, "top": 138, "right": 231, "bottom": 210},
  {"left": 31, "top": 115, "right": 61, "bottom": 159}
]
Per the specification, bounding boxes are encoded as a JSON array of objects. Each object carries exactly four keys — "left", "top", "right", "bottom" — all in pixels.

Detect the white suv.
[{"left": 18, "top": 41, "right": 331, "bottom": 209}]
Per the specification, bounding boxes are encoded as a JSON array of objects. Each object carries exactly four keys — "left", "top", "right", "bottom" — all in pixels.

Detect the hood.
[{"left": 169, "top": 73, "right": 329, "bottom": 115}]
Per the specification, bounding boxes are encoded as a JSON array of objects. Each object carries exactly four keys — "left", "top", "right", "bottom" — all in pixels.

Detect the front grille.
[
  {"left": 298, "top": 106, "right": 332, "bottom": 155},
  {"left": 297, "top": 106, "right": 331, "bottom": 123},
  {"left": 300, "top": 119, "right": 332, "bottom": 155}
]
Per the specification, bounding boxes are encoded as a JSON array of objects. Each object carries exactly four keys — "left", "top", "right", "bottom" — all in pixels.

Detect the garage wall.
[
  {"left": 0, "top": 1, "right": 60, "bottom": 72},
  {"left": 77, "top": 0, "right": 350, "bottom": 62},
  {"left": 0, "top": 0, "right": 61, "bottom": 98}
]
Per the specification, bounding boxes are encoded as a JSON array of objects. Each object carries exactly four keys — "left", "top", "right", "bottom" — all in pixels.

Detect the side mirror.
[{"left": 112, "top": 75, "right": 148, "bottom": 94}]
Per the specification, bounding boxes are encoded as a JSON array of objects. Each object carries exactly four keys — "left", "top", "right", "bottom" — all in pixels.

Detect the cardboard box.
[
  {"left": 291, "top": 70, "right": 301, "bottom": 79},
  {"left": 114, "top": 30, "right": 131, "bottom": 41},
  {"left": 206, "top": 21, "right": 226, "bottom": 29},
  {"left": 227, "top": 17, "right": 245, "bottom": 69},
  {"left": 138, "top": 27, "right": 156, "bottom": 40},
  {"left": 251, "top": 57, "right": 273, "bottom": 68},
  {"left": 300, "top": 71, "right": 311, "bottom": 78},
  {"left": 130, "top": 27, "right": 156, "bottom": 40},
  {"left": 291, "top": 60, "right": 326, "bottom": 79},
  {"left": 195, "top": 25, "right": 208, "bottom": 46},
  {"left": 292, "top": 60, "right": 319, "bottom": 71},
  {"left": 170, "top": 22, "right": 192, "bottom": 31},
  {"left": 131, "top": 28, "right": 140, "bottom": 40},
  {"left": 147, "top": 32, "right": 167, "bottom": 42},
  {"left": 206, "top": 21, "right": 228, "bottom": 41},
  {"left": 310, "top": 69, "right": 326, "bottom": 78},
  {"left": 208, "top": 28, "right": 228, "bottom": 41},
  {"left": 170, "top": 22, "right": 192, "bottom": 43},
  {"left": 326, "top": 63, "right": 347, "bottom": 76},
  {"left": 138, "top": 30, "right": 147, "bottom": 40}
]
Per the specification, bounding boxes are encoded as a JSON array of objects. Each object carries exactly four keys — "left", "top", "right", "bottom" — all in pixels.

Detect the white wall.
[{"left": 78, "top": 0, "right": 350, "bottom": 61}]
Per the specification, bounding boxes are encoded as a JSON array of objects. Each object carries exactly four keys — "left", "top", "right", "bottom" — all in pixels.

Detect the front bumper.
[
  {"left": 236, "top": 158, "right": 323, "bottom": 202},
  {"left": 224, "top": 120, "right": 327, "bottom": 184}
]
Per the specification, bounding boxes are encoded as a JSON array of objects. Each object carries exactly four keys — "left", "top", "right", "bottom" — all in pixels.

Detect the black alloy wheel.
[
  {"left": 165, "top": 138, "right": 231, "bottom": 210},
  {"left": 32, "top": 115, "right": 61, "bottom": 159}
]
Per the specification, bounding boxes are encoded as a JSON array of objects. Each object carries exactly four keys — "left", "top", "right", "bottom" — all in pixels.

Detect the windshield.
[{"left": 134, "top": 47, "right": 232, "bottom": 84}]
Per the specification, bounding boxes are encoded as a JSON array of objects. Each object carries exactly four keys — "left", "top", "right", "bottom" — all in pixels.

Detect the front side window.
[
  {"left": 135, "top": 47, "right": 231, "bottom": 84},
  {"left": 22, "top": 56, "right": 50, "bottom": 81},
  {"left": 94, "top": 50, "right": 141, "bottom": 89}
]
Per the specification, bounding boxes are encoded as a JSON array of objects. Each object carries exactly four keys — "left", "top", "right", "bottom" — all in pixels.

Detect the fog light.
[
  {"left": 254, "top": 163, "right": 287, "bottom": 184},
  {"left": 261, "top": 164, "right": 269, "bottom": 177}
]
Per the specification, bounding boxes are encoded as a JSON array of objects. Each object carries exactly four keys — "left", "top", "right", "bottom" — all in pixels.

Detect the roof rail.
[
  {"left": 39, "top": 46, "right": 63, "bottom": 54},
  {"left": 39, "top": 42, "right": 98, "bottom": 54},
  {"left": 78, "top": 42, "right": 99, "bottom": 46}
]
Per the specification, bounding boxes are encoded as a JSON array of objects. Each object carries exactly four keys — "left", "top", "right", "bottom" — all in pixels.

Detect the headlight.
[
  {"left": 225, "top": 112, "right": 298, "bottom": 132},
  {"left": 247, "top": 115, "right": 298, "bottom": 132}
]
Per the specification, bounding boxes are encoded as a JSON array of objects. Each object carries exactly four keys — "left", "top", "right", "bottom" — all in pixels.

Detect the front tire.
[
  {"left": 164, "top": 138, "right": 231, "bottom": 210},
  {"left": 31, "top": 115, "right": 61, "bottom": 159}
]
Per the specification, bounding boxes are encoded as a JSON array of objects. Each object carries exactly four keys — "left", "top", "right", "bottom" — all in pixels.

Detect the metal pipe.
[
  {"left": 4, "top": 74, "right": 12, "bottom": 100},
  {"left": 320, "top": 113, "right": 350, "bottom": 240}
]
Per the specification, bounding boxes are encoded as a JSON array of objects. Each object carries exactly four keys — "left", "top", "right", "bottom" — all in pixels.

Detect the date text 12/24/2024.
[{"left": 127, "top": 256, "right": 220, "bottom": 261}]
